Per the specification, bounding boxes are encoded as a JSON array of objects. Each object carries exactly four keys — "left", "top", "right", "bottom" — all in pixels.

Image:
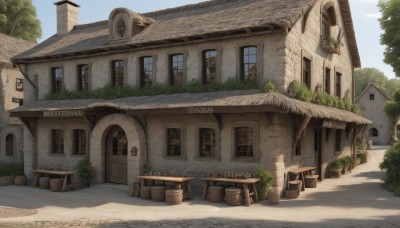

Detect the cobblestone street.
[{"left": 1, "top": 147, "right": 400, "bottom": 228}]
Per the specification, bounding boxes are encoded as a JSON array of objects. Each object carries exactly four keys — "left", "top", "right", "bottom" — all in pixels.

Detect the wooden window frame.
[
  {"left": 140, "top": 56, "right": 153, "bottom": 88},
  {"left": 164, "top": 124, "right": 186, "bottom": 161},
  {"left": 72, "top": 129, "right": 87, "bottom": 155},
  {"left": 335, "top": 130, "right": 341, "bottom": 154},
  {"left": 335, "top": 72, "right": 342, "bottom": 98},
  {"left": 51, "top": 67, "right": 63, "bottom": 93},
  {"left": 77, "top": 64, "right": 90, "bottom": 91},
  {"left": 302, "top": 57, "right": 312, "bottom": 89},
  {"left": 5, "top": 134, "right": 14, "bottom": 157},
  {"left": 370, "top": 94, "right": 375, "bottom": 100},
  {"left": 169, "top": 54, "right": 184, "bottom": 86},
  {"left": 231, "top": 121, "right": 259, "bottom": 163},
  {"left": 240, "top": 46, "right": 258, "bottom": 81},
  {"left": 111, "top": 60, "right": 124, "bottom": 87},
  {"left": 51, "top": 129, "right": 64, "bottom": 154},
  {"left": 202, "top": 50, "right": 218, "bottom": 85},
  {"left": 325, "top": 67, "right": 331, "bottom": 94}
]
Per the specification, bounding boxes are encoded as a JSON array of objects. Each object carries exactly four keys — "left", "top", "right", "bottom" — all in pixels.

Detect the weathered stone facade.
[
  {"left": 12, "top": 0, "right": 365, "bottom": 193},
  {"left": 356, "top": 83, "right": 392, "bottom": 145}
]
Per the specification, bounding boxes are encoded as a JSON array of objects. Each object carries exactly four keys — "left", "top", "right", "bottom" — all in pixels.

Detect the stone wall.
[
  {"left": 357, "top": 85, "right": 392, "bottom": 145},
  {"left": 25, "top": 34, "right": 285, "bottom": 100},
  {"left": 283, "top": 0, "right": 354, "bottom": 98}
]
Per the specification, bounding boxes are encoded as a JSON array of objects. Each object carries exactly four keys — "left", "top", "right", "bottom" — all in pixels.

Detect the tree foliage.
[
  {"left": 0, "top": 0, "right": 41, "bottom": 42},
  {"left": 384, "top": 90, "right": 400, "bottom": 143},
  {"left": 379, "top": 0, "right": 400, "bottom": 77},
  {"left": 355, "top": 68, "right": 388, "bottom": 97},
  {"left": 355, "top": 67, "right": 400, "bottom": 99}
]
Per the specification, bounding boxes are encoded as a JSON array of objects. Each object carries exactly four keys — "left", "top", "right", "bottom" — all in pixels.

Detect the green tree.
[
  {"left": 387, "top": 79, "right": 400, "bottom": 99},
  {"left": 0, "top": 0, "right": 41, "bottom": 42},
  {"left": 384, "top": 90, "right": 400, "bottom": 143},
  {"left": 355, "top": 68, "right": 388, "bottom": 97},
  {"left": 379, "top": 0, "right": 400, "bottom": 77}
]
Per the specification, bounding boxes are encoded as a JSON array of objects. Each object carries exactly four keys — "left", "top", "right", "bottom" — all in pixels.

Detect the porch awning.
[{"left": 10, "top": 90, "right": 372, "bottom": 125}]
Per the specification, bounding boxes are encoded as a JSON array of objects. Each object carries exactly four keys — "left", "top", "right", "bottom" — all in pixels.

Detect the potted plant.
[
  {"left": 357, "top": 152, "right": 368, "bottom": 164},
  {"left": 338, "top": 157, "right": 348, "bottom": 174},
  {"left": 75, "top": 156, "right": 92, "bottom": 188},
  {"left": 255, "top": 167, "right": 274, "bottom": 201},
  {"left": 322, "top": 36, "right": 341, "bottom": 54},
  {"left": 328, "top": 159, "right": 343, "bottom": 178}
]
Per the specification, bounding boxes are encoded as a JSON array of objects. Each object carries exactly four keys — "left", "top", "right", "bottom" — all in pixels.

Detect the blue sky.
[{"left": 32, "top": 0, "right": 396, "bottom": 79}]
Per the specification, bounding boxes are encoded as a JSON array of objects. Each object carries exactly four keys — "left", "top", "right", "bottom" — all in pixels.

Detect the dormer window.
[
  {"left": 116, "top": 19, "right": 126, "bottom": 38},
  {"left": 321, "top": 2, "right": 340, "bottom": 54},
  {"left": 109, "top": 8, "right": 154, "bottom": 43}
]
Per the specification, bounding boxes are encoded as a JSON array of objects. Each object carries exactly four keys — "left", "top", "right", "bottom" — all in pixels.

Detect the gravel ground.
[{"left": 0, "top": 146, "right": 399, "bottom": 227}]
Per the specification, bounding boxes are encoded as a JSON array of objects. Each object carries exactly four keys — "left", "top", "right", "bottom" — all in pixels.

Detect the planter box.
[{"left": 322, "top": 40, "right": 340, "bottom": 54}]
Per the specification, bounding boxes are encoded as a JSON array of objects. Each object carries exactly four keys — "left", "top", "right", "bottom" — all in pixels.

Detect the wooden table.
[
  {"left": 32, "top": 169, "right": 76, "bottom": 192},
  {"left": 201, "top": 177, "right": 260, "bottom": 207},
  {"left": 137, "top": 176, "right": 195, "bottom": 200},
  {"left": 287, "top": 167, "right": 316, "bottom": 191}
]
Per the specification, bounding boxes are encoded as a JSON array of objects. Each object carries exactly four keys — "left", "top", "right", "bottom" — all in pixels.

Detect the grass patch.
[{"left": 382, "top": 183, "right": 400, "bottom": 197}]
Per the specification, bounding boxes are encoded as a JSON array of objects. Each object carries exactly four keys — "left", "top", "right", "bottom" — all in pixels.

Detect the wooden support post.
[
  {"left": 292, "top": 115, "right": 311, "bottom": 155},
  {"left": 19, "top": 117, "right": 36, "bottom": 138}
]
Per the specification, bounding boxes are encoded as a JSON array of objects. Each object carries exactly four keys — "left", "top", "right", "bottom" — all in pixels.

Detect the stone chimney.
[{"left": 54, "top": 0, "right": 80, "bottom": 35}]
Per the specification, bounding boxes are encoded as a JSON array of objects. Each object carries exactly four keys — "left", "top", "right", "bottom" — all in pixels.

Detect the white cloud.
[{"left": 366, "top": 13, "right": 382, "bottom": 19}]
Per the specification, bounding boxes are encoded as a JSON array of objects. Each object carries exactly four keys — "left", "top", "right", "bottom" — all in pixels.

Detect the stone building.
[
  {"left": 0, "top": 33, "right": 35, "bottom": 164},
  {"left": 356, "top": 82, "right": 397, "bottom": 145},
  {"left": 11, "top": 0, "right": 370, "bottom": 191}
]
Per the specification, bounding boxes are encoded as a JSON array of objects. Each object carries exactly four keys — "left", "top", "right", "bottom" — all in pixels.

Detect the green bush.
[
  {"left": 255, "top": 167, "right": 274, "bottom": 200},
  {"left": 328, "top": 159, "right": 343, "bottom": 170},
  {"left": 45, "top": 79, "right": 259, "bottom": 100},
  {"left": 344, "top": 97, "right": 352, "bottom": 111},
  {"left": 380, "top": 142, "right": 400, "bottom": 184},
  {"left": 288, "top": 80, "right": 313, "bottom": 102},
  {"left": 382, "top": 183, "right": 400, "bottom": 197},
  {"left": 263, "top": 80, "right": 276, "bottom": 93},
  {"left": 356, "top": 151, "right": 368, "bottom": 161},
  {"left": 338, "top": 99, "right": 345, "bottom": 110},
  {"left": 75, "top": 156, "right": 92, "bottom": 188},
  {"left": 0, "top": 163, "right": 24, "bottom": 177},
  {"left": 352, "top": 104, "right": 361, "bottom": 114}
]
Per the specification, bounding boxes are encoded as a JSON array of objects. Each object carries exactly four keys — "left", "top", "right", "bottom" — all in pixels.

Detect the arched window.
[
  {"left": 6, "top": 134, "right": 14, "bottom": 156},
  {"left": 369, "top": 128, "right": 379, "bottom": 137}
]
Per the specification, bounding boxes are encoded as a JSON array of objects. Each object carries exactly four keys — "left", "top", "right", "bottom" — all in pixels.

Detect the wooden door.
[
  {"left": 314, "top": 129, "right": 323, "bottom": 180},
  {"left": 106, "top": 126, "right": 128, "bottom": 184}
]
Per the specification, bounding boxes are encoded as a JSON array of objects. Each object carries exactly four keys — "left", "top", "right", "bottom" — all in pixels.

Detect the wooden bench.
[
  {"left": 137, "top": 176, "right": 195, "bottom": 200},
  {"left": 287, "top": 167, "right": 316, "bottom": 191},
  {"left": 32, "top": 169, "right": 76, "bottom": 192},
  {"left": 201, "top": 177, "right": 260, "bottom": 207}
]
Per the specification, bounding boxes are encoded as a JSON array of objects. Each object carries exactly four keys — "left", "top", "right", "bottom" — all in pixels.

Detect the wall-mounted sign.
[
  {"left": 187, "top": 107, "right": 214, "bottom": 114},
  {"left": 43, "top": 110, "right": 84, "bottom": 118},
  {"left": 12, "top": 97, "right": 23, "bottom": 105},
  {"left": 323, "top": 120, "right": 346, "bottom": 129},
  {"left": 15, "top": 78, "right": 23, "bottom": 92}
]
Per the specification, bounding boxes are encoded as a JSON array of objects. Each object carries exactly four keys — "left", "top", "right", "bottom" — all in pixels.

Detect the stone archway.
[{"left": 90, "top": 114, "right": 146, "bottom": 184}]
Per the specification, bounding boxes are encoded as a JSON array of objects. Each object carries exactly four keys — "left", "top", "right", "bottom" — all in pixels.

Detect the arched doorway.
[{"left": 106, "top": 125, "right": 127, "bottom": 184}]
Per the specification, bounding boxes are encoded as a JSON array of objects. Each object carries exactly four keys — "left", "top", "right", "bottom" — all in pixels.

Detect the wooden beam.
[
  {"left": 209, "top": 113, "right": 223, "bottom": 130},
  {"left": 84, "top": 115, "right": 95, "bottom": 129},
  {"left": 19, "top": 117, "right": 36, "bottom": 138},
  {"left": 292, "top": 115, "right": 311, "bottom": 154}
]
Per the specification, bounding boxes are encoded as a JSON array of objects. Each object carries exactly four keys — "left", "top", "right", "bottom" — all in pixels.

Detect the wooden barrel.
[
  {"left": 140, "top": 186, "right": 151, "bottom": 200},
  {"left": 39, "top": 177, "right": 51, "bottom": 189},
  {"left": 50, "top": 178, "right": 63, "bottom": 192},
  {"left": 209, "top": 186, "right": 224, "bottom": 203},
  {"left": 285, "top": 189, "right": 299, "bottom": 199},
  {"left": 289, "top": 180, "right": 302, "bottom": 194},
  {"left": 0, "top": 176, "right": 15, "bottom": 186},
  {"left": 14, "top": 176, "right": 27, "bottom": 186},
  {"left": 165, "top": 189, "right": 183, "bottom": 205},
  {"left": 305, "top": 175, "right": 319, "bottom": 188},
  {"left": 151, "top": 186, "right": 166, "bottom": 202},
  {"left": 268, "top": 187, "right": 280, "bottom": 205},
  {"left": 225, "top": 188, "right": 242, "bottom": 206}
]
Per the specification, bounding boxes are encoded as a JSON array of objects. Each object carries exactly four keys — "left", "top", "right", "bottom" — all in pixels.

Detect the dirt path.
[{"left": 0, "top": 146, "right": 399, "bottom": 227}]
